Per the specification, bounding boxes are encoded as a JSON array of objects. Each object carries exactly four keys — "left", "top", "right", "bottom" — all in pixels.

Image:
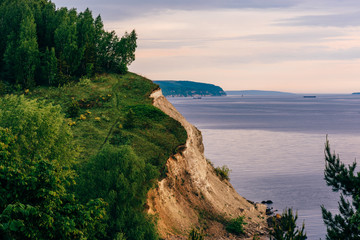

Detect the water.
[{"left": 168, "top": 95, "right": 360, "bottom": 239}]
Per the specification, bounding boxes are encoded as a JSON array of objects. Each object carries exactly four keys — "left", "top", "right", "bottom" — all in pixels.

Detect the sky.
[{"left": 52, "top": 0, "right": 360, "bottom": 93}]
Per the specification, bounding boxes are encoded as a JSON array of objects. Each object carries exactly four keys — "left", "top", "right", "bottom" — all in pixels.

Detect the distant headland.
[{"left": 154, "top": 80, "right": 226, "bottom": 97}]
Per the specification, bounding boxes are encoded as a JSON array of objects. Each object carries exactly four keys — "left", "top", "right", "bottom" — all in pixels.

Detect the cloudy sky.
[{"left": 52, "top": 0, "right": 360, "bottom": 93}]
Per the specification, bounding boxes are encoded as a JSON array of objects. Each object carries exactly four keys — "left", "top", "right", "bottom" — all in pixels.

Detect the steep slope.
[{"left": 147, "top": 89, "right": 269, "bottom": 239}]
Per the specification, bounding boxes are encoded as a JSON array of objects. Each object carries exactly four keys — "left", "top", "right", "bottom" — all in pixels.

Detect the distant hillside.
[
  {"left": 226, "top": 90, "right": 295, "bottom": 96},
  {"left": 153, "top": 80, "right": 226, "bottom": 97},
  {"left": 352, "top": 92, "right": 360, "bottom": 95}
]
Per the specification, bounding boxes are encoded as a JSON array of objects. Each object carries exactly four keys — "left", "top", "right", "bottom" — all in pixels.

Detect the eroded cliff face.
[{"left": 148, "top": 89, "right": 268, "bottom": 239}]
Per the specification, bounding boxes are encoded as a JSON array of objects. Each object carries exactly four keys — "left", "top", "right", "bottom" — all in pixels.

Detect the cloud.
[
  {"left": 52, "top": 0, "right": 302, "bottom": 20},
  {"left": 281, "top": 11, "right": 360, "bottom": 27},
  {"left": 241, "top": 32, "right": 344, "bottom": 43},
  {"left": 53, "top": 0, "right": 360, "bottom": 22}
]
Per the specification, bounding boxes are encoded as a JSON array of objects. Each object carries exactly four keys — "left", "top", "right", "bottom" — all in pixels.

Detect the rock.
[
  {"left": 255, "top": 203, "right": 267, "bottom": 214},
  {"left": 261, "top": 200, "right": 273, "bottom": 204},
  {"left": 266, "top": 207, "right": 274, "bottom": 216}
]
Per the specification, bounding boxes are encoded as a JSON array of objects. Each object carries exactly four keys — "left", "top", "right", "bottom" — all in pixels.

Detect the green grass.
[{"left": 26, "top": 73, "right": 186, "bottom": 164}]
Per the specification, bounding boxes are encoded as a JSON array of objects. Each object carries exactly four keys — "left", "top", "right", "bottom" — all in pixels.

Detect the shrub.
[
  {"left": 77, "top": 145, "right": 159, "bottom": 240},
  {"left": 78, "top": 77, "right": 92, "bottom": 86},
  {"left": 0, "top": 81, "right": 13, "bottom": 96},
  {"left": 215, "top": 165, "right": 231, "bottom": 181},
  {"left": 226, "top": 216, "right": 247, "bottom": 235},
  {"left": 66, "top": 100, "right": 80, "bottom": 118},
  {"left": 123, "top": 108, "right": 135, "bottom": 129},
  {"left": 188, "top": 228, "right": 204, "bottom": 240},
  {"left": 0, "top": 109, "right": 106, "bottom": 239},
  {"left": 0, "top": 95, "right": 77, "bottom": 165}
]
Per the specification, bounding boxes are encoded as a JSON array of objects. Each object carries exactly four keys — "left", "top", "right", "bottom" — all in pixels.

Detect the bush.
[
  {"left": 66, "top": 100, "right": 80, "bottom": 118},
  {"left": 215, "top": 165, "right": 231, "bottom": 181},
  {"left": 76, "top": 145, "right": 159, "bottom": 240},
  {"left": 188, "top": 228, "right": 204, "bottom": 240},
  {"left": 0, "top": 95, "right": 77, "bottom": 165},
  {"left": 226, "top": 216, "right": 247, "bottom": 235},
  {"left": 0, "top": 107, "right": 106, "bottom": 239},
  {"left": 78, "top": 77, "right": 92, "bottom": 86},
  {"left": 0, "top": 81, "right": 13, "bottom": 96}
]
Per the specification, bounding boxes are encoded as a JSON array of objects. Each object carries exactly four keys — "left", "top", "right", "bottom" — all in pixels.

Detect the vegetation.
[
  {"left": 188, "top": 228, "right": 204, "bottom": 240},
  {"left": 0, "top": 73, "right": 188, "bottom": 239},
  {"left": 269, "top": 208, "right": 307, "bottom": 240},
  {"left": 215, "top": 165, "right": 231, "bottom": 181},
  {"left": 0, "top": 0, "right": 137, "bottom": 89},
  {"left": 226, "top": 216, "right": 247, "bottom": 235},
  {"left": 322, "top": 139, "right": 360, "bottom": 239},
  {"left": 0, "top": 97, "right": 107, "bottom": 239},
  {"left": 153, "top": 80, "right": 226, "bottom": 97}
]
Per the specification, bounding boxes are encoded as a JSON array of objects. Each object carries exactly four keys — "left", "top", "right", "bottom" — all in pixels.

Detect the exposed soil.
[{"left": 147, "top": 90, "right": 269, "bottom": 239}]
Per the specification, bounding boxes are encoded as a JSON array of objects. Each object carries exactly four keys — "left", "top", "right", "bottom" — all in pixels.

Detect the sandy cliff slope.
[{"left": 147, "top": 89, "right": 269, "bottom": 239}]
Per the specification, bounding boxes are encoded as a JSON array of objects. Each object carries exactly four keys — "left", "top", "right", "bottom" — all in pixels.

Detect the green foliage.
[
  {"left": 270, "top": 208, "right": 307, "bottom": 240},
  {"left": 215, "top": 165, "right": 231, "bottom": 181},
  {"left": 321, "top": 139, "right": 360, "bottom": 240},
  {"left": 188, "top": 228, "right": 204, "bottom": 240},
  {"left": 42, "top": 47, "right": 58, "bottom": 86},
  {"left": 226, "top": 216, "right": 247, "bottom": 235},
  {"left": 0, "top": 103, "right": 106, "bottom": 239},
  {"left": 0, "top": 0, "right": 137, "bottom": 88},
  {"left": 77, "top": 145, "right": 159, "bottom": 239},
  {"left": 123, "top": 108, "right": 136, "bottom": 129},
  {"left": 0, "top": 95, "right": 77, "bottom": 165},
  {"left": 4, "top": 73, "right": 188, "bottom": 239},
  {"left": 66, "top": 100, "right": 81, "bottom": 118},
  {"left": 0, "top": 81, "right": 13, "bottom": 96},
  {"left": 15, "top": 14, "right": 39, "bottom": 88}
]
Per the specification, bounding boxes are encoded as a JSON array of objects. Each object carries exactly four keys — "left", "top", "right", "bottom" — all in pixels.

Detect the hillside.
[
  {"left": 0, "top": 73, "right": 268, "bottom": 239},
  {"left": 0, "top": 73, "right": 188, "bottom": 239},
  {"left": 153, "top": 80, "right": 226, "bottom": 97}
]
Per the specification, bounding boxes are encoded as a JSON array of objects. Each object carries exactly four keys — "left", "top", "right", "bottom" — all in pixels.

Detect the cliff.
[{"left": 147, "top": 89, "right": 269, "bottom": 239}]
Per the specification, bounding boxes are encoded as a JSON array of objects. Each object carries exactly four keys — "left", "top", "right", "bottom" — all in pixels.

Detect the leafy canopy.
[{"left": 0, "top": 0, "right": 137, "bottom": 88}]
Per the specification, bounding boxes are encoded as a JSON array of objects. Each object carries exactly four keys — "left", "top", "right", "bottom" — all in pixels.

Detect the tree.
[
  {"left": 77, "top": 145, "right": 158, "bottom": 239},
  {"left": 77, "top": 8, "right": 96, "bottom": 77},
  {"left": 321, "top": 139, "right": 360, "bottom": 240},
  {"left": 0, "top": 0, "right": 29, "bottom": 77},
  {"left": 0, "top": 0, "right": 137, "bottom": 87},
  {"left": 42, "top": 47, "right": 58, "bottom": 86},
  {"left": 54, "top": 8, "right": 83, "bottom": 81},
  {"left": 0, "top": 1, "right": 38, "bottom": 85},
  {"left": 15, "top": 14, "right": 40, "bottom": 88},
  {"left": 270, "top": 208, "right": 307, "bottom": 240}
]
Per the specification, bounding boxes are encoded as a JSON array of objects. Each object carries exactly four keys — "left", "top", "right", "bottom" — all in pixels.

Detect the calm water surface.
[{"left": 168, "top": 95, "right": 360, "bottom": 239}]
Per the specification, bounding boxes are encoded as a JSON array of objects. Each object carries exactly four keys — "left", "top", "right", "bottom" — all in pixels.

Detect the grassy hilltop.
[{"left": 0, "top": 73, "right": 187, "bottom": 239}]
